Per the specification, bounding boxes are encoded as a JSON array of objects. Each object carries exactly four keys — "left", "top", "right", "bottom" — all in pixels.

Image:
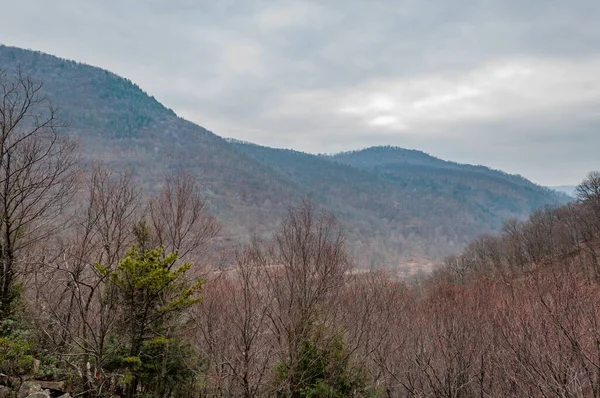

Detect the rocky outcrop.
[{"left": 17, "top": 381, "right": 70, "bottom": 398}]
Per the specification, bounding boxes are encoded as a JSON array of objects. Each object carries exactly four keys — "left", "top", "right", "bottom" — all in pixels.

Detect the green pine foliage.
[
  {"left": 106, "top": 245, "right": 204, "bottom": 397},
  {"left": 0, "top": 336, "right": 34, "bottom": 378},
  {"left": 276, "top": 332, "right": 375, "bottom": 398}
]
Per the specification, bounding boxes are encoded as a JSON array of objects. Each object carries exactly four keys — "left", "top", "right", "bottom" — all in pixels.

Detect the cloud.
[
  {"left": 256, "top": 2, "right": 322, "bottom": 30},
  {"left": 334, "top": 57, "right": 600, "bottom": 130},
  {"left": 0, "top": 0, "right": 599, "bottom": 185},
  {"left": 221, "top": 41, "right": 263, "bottom": 75}
]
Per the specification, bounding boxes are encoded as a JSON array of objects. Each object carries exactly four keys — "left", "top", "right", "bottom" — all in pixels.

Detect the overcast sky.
[{"left": 1, "top": 0, "right": 599, "bottom": 185}]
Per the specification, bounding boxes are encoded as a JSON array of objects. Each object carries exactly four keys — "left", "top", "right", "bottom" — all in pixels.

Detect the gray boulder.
[{"left": 17, "top": 381, "right": 50, "bottom": 398}]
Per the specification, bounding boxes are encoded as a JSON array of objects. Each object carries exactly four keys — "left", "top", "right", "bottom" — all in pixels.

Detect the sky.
[{"left": 1, "top": 0, "right": 599, "bottom": 186}]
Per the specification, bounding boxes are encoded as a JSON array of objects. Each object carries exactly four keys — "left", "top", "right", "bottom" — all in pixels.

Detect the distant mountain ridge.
[
  {"left": 331, "top": 146, "right": 542, "bottom": 188},
  {"left": 0, "top": 44, "right": 569, "bottom": 271},
  {"left": 549, "top": 185, "right": 577, "bottom": 197},
  {"left": 232, "top": 141, "right": 568, "bottom": 267}
]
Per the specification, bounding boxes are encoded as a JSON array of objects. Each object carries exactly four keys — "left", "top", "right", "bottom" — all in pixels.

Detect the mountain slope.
[
  {"left": 331, "top": 146, "right": 564, "bottom": 215},
  {"left": 0, "top": 45, "right": 568, "bottom": 270},
  {"left": 232, "top": 142, "right": 568, "bottom": 267},
  {"left": 0, "top": 44, "right": 298, "bottom": 235}
]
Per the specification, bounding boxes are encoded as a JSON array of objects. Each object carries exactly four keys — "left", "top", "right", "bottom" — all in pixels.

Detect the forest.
[{"left": 2, "top": 67, "right": 600, "bottom": 398}]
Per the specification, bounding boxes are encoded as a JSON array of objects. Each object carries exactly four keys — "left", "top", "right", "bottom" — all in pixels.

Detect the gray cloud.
[{"left": 1, "top": 0, "right": 599, "bottom": 185}]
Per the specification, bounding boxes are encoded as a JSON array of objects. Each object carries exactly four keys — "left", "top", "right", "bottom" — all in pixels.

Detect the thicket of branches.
[
  {"left": 2, "top": 70, "right": 600, "bottom": 397},
  {"left": 190, "top": 170, "right": 600, "bottom": 397}
]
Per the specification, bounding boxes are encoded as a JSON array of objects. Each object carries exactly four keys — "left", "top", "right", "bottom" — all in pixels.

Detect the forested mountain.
[
  {"left": 0, "top": 44, "right": 568, "bottom": 269},
  {"left": 331, "top": 146, "right": 564, "bottom": 230},
  {"left": 0, "top": 44, "right": 298, "bottom": 236},
  {"left": 233, "top": 142, "right": 569, "bottom": 267}
]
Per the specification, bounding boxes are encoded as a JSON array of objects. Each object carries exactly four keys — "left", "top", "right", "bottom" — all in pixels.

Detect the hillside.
[
  {"left": 232, "top": 142, "right": 568, "bottom": 267},
  {"left": 0, "top": 45, "right": 569, "bottom": 269},
  {"left": 331, "top": 146, "right": 564, "bottom": 221},
  {"left": 0, "top": 44, "right": 298, "bottom": 235}
]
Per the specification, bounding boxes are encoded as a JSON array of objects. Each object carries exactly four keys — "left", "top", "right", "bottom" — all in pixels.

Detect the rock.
[
  {"left": 17, "top": 381, "right": 51, "bottom": 398},
  {"left": 27, "top": 393, "right": 49, "bottom": 398},
  {"left": 36, "top": 381, "right": 65, "bottom": 392},
  {"left": 0, "top": 385, "right": 11, "bottom": 398},
  {"left": 33, "top": 359, "right": 41, "bottom": 376},
  {"left": 17, "top": 380, "right": 70, "bottom": 398}
]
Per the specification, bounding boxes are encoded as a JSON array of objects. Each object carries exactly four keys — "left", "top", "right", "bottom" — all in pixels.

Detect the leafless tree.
[
  {"left": 576, "top": 171, "right": 600, "bottom": 211},
  {"left": 337, "top": 272, "right": 412, "bottom": 396},
  {"left": 149, "top": 171, "right": 220, "bottom": 263},
  {"left": 0, "top": 68, "right": 79, "bottom": 319},
  {"left": 193, "top": 242, "right": 273, "bottom": 397},
  {"left": 262, "top": 199, "right": 352, "bottom": 394}
]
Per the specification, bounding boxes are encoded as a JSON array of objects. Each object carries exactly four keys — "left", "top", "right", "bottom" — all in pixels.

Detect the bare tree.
[
  {"left": 263, "top": 199, "right": 353, "bottom": 394},
  {"left": 0, "top": 68, "right": 79, "bottom": 320},
  {"left": 575, "top": 172, "right": 600, "bottom": 268},
  {"left": 337, "top": 272, "right": 412, "bottom": 396},
  {"left": 149, "top": 171, "right": 220, "bottom": 262},
  {"left": 576, "top": 171, "right": 600, "bottom": 209},
  {"left": 193, "top": 242, "right": 273, "bottom": 397}
]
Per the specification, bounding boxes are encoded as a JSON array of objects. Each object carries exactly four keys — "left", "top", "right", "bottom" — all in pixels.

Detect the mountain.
[
  {"left": 231, "top": 142, "right": 569, "bottom": 268},
  {"left": 0, "top": 45, "right": 569, "bottom": 271},
  {"left": 0, "top": 44, "right": 298, "bottom": 236},
  {"left": 331, "top": 146, "right": 565, "bottom": 219},
  {"left": 549, "top": 185, "right": 577, "bottom": 197}
]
